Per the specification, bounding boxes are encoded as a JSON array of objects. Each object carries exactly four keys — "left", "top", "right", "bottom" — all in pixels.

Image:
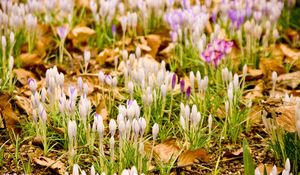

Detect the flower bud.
[
  {"left": 2, "top": 36, "right": 6, "bottom": 48},
  {"left": 84, "top": 50, "right": 90, "bottom": 65},
  {"left": 172, "top": 73, "right": 177, "bottom": 90},
  {"left": 180, "top": 115, "right": 185, "bottom": 130},
  {"left": 139, "top": 117, "right": 146, "bottom": 136},
  {"left": 186, "top": 86, "right": 191, "bottom": 99},
  {"left": 180, "top": 79, "right": 185, "bottom": 93},
  {"left": 98, "top": 71, "right": 105, "bottom": 84},
  {"left": 10, "top": 32, "right": 15, "bottom": 45},
  {"left": 135, "top": 46, "right": 141, "bottom": 58},
  {"left": 68, "top": 120, "right": 77, "bottom": 140},
  {"left": 151, "top": 123, "right": 159, "bottom": 141},
  {"left": 72, "top": 164, "right": 79, "bottom": 175},
  {"left": 227, "top": 82, "right": 233, "bottom": 104},
  {"left": 90, "top": 165, "right": 96, "bottom": 175},
  {"left": 109, "top": 119, "right": 117, "bottom": 137},
  {"left": 160, "top": 84, "right": 167, "bottom": 98},
  {"left": 28, "top": 78, "right": 37, "bottom": 93}
]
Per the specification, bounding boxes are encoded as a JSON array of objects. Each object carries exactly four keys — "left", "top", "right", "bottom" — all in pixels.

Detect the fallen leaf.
[
  {"left": 223, "top": 148, "right": 243, "bottom": 158},
  {"left": 154, "top": 138, "right": 181, "bottom": 163},
  {"left": 15, "top": 95, "right": 32, "bottom": 115},
  {"left": 14, "top": 68, "right": 37, "bottom": 85},
  {"left": 246, "top": 68, "right": 263, "bottom": 80},
  {"left": 280, "top": 44, "right": 300, "bottom": 58},
  {"left": 257, "top": 163, "right": 283, "bottom": 175},
  {"left": 71, "top": 26, "right": 96, "bottom": 38},
  {"left": 96, "top": 99, "right": 108, "bottom": 122},
  {"left": 19, "top": 53, "right": 42, "bottom": 67},
  {"left": 96, "top": 48, "right": 119, "bottom": 66},
  {"left": 248, "top": 105, "right": 263, "bottom": 124},
  {"left": 275, "top": 105, "right": 296, "bottom": 132},
  {"left": 160, "top": 43, "right": 175, "bottom": 59},
  {"left": 177, "top": 148, "right": 210, "bottom": 167},
  {"left": 277, "top": 71, "right": 300, "bottom": 89},
  {"left": 0, "top": 93, "right": 19, "bottom": 131},
  {"left": 33, "top": 156, "right": 66, "bottom": 175},
  {"left": 245, "top": 80, "right": 264, "bottom": 100},
  {"left": 259, "top": 58, "right": 286, "bottom": 78},
  {"left": 70, "top": 26, "right": 96, "bottom": 45},
  {"left": 145, "top": 34, "right": 161, "bottom": 58}
]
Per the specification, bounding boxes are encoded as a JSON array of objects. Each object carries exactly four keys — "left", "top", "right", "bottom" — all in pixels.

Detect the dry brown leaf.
[
  {"left": 259, "top": 58, "right": 286, "bottom": 78},
  {"left": 247, "top": 68, "right": 263, "bottom": 80},
  {"left": 19, "top": 53, "right": 42, "bottom": 67},
  {"left": 33, "top": 157, "right": 66, "bottom": 175},
  {"left": 280, "top": 44, "right": 300, "bottom": 58},
  {"left": 15, "top": 95, "right": 32, "bottom": 115},
  {"left": 277, "top": 71, "right": 300, "bottom": 89},
  {"left": 96, "top": 48, "right": 118, "bottom": 66},
  {"left": 70, "top": 26, "right": 96, "bottom": 38},
  {"left": 154, "top": 138, "right": 181, "bottom": 163},
  {"left": 257, "top": 163, "right": 283, "bottom": 175},
  {"left": 245, "top": 80, "right": 264, "bottom": 100},
  {"left": 275, "top": 105, "right": 296, "bottom": 132},
  {"left": 177, "top": 149, "right": 210, "bottom": 167},
  {"left": 223, "top": 148, "right": 243, "bottom": 158},
  {"left": 145, "top": 34, "right": 161, "bottom": 58},
  {"left": 0, "top": 93, "right": 19, "bottom": 131},
  {"left": 70, "top": 26, "right": 96, "bottom": 45},
  {"left": 96, "top": 99, "right": 108, "bottom": 122},
  {"left": 160, "top": 43, "right": 175, "bottom": 59},
  {"left": 248, "top": 105, "right": 262, "bottom": 124},
  {"left": 14, "top": 68, "right": 37, "bottom": 85}
]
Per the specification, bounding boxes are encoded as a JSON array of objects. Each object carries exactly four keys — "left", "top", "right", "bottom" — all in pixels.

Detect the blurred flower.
[
  {"left": 56, "top": 25, "right": 69, "bottom": 40},
  {"left": 201, "top": 39, "right": 233, "bottom": 67}
]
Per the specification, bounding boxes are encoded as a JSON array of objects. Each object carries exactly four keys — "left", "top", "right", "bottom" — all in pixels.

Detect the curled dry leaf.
[
  {"left": 0, "top": 93, "right": 19, "bottom": 131},
  {"left": 280, "top": 44, "right": 300, "bottom": 59},
  {"left": 96, "top": 48, "right": 119, "bottom": 66},
  {"left": 145, "top": 34, "right": 162, "bottom": 58},
  {"left": 277, "top": 71, "right": 300, "bottom": 89},
  {"left": 154, "top": 138, "right": 181, "bottom": 163},
  {"left": 248, "top": 105, "right": 263, "bottom": 124},
  {"left": 14, "top": 68, "right": 37, "bottom": 85},
  {"left": 15, "top": 95, "right": 32, "bottom": 115},
  {"left": 160, "top": 43, "right": 175, "bottom": 60},
  {"left": 33, "top": 156, "right": 66, "bottom": 175},
  {"left": 275, "top": 105, "right": 296, "bottom": 132},
  {"left": 70, "top": 26, "right": 96, "bottom": 45},
  {"left": 96, "top": 99, "right": 108, "bottom": 122},
  {"left": 19, "top": 53, "right": 42, "bottom": 67},
  {"left": 245, "top": 80, "right": 264, "bottom": 100},
  {"left": 246, "top": 68, "right": 263, "bottom": 80},
  {"left": 259, "top": 58, "right": 286, "bottom": 78},
  {"left": 223, "top": 148, "right": 243, "bottom": 158},
  {"left": 257, "top": 163, "right": 283, "bottom": 175},
  {"left": 177, "top": 148, "right": 210, "bottom": 167}
]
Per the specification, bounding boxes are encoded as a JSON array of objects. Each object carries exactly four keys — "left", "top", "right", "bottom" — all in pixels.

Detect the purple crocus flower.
[
  {"left": 201, "top": 39, "right": 233, "bottom": 67},
  {"left": 56, "top": 25, "right": 69, "bottom": 40},
  {"left": 112, "top": 24, "right": 116, "bottom": 37},
  {"left": 186, "top": 86, "right": 191, "bottom": 99},
  {"left": 172, "top": 73, "right": 177, "bottom": 90},
  {"left": 180, "top": 79, "right": 185, "bottom": 93}
]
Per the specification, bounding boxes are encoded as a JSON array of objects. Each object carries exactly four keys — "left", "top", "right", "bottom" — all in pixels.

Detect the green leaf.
[{"left": 243, "top": 139, "right": 255, "bottom": 175}]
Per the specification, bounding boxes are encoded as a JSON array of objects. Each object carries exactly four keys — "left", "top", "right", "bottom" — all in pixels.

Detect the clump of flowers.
[{"left": 201, "top": 39, "right": 233, "bottom": 67}]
